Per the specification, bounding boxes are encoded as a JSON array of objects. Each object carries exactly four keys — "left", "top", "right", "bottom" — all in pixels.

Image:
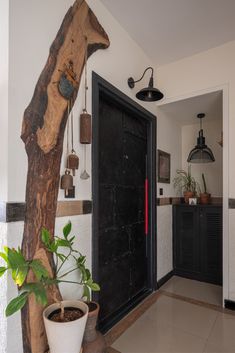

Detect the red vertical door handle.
[{"left": 145, "top": 178, "right": 148, "bottom": 235}]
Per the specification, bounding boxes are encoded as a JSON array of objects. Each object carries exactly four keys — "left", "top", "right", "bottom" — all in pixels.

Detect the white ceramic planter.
[{"left": 43, "top": 300, "right": 88, "bottom": 353}]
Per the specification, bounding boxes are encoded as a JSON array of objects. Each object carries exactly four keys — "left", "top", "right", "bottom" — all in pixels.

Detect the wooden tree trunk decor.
[{"left": 20, "top": 1, "right": 110, "bottom": 352}]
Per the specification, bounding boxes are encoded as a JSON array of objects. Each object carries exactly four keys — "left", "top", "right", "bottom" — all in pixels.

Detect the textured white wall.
[
  {"left": 0, "top": 0, "right": 9, "bottom": 201},
  {"left": 157, "top": 108, "right": 182, "bottom": 197},
  {"left": 0, "top": 223, "right": 8, "bottom": 353},
  {"left": 157, "top": 206, "right": 173, "bottom": 280},
  {"left": 182, "top": 119, "right": 223, "bottom": 196},
  {"left": 156, "top": 109, "right": 182, "bottom": 281}
]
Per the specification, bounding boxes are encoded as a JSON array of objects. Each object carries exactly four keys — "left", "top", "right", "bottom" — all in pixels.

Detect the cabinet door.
[
  {"left": 200, "top": 206, "right": 222, "bottom": 285},
  {"left": 174, "top": 206, "right": 201, "bottom": 275}
]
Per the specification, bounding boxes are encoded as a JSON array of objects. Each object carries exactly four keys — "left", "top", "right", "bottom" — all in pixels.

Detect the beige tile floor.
[
  {"left": 161, "top": 276, "right": 222, "bottom": 306},
  {"left": 111, "top": 278, "right": 235, "bottom": 353}
]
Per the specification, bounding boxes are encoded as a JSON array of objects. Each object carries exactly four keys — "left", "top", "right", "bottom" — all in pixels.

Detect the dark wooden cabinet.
[{"left": 173, "top": 205, "right": 222, "bottom": 285}]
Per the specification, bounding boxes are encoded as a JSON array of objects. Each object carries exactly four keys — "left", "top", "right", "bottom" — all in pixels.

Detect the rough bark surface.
[{"left": 20, "top": 1, "right": 109, "bottom": 352}]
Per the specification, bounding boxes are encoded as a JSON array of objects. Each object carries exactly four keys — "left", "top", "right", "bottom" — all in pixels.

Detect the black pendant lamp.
[
  {"left": 187, "top": 113, "right": 215, "bottom": 163},
  {"left": 128, "top": 67, "right": 164, "bottom": 102}
]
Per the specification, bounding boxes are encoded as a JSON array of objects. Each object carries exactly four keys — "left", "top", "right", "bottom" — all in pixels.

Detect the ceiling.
[
  {"left": 158, "top": 90, "right": 222, "bottom": 126},
  {"left": 100, "top": 0, "right": 235, "bottom": 66}
]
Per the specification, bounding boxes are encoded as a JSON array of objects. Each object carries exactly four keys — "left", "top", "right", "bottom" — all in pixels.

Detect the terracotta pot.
[
  {"left": 82, "top": 302, "right": 106, "bottom": 353},
  {"left": 184, "top": 191, "right": 194, "bottom": 204},
  {"left": 43, "top": 300, "right": 88, "bottom": 353},
  {"left": 200, "top": 193, "right": 211, "bottom": 205}
]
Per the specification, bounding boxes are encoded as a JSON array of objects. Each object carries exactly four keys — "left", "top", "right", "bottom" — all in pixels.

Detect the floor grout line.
[{"left": 202, "top": 311, "right": 219, "bottom": 353}]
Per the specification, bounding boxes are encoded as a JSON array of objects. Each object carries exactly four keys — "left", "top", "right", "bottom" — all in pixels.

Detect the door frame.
[{"left": 92, "top": 72, "right": 157, "bottom": 330}]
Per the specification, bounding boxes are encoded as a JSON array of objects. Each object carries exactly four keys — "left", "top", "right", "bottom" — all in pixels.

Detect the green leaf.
[
  {"left": 77, "top": 255, "right": 86, "bottom": 265},
  {"left": 0, "top": 251, "right": 9, "bottom": 264},
  {"left": 69, "top": 236, "right": 75, "bottom": 244},
  {"left": 30, "top": 260, "right": 49, "bottom": 280},
  {"left": 85, "top": 269, "right": 91, "bottom": 281},
  {"left": 41, "top": 228, "right": 50, "bottom": 247},
  {"left": 22, "top": 283, "right": 48, "bottom": 306},
  {"left": 56, "top": 239, "right": 71, "bottom": 248},
  {"left": 3, "top": 248, "right": 29, "bottom": 286},
  {"left": 6, "top": 247, "right": 26, "bottom": 269},
  {"left": 83, "top": 284, "right": 90, "bottom": 302},
  {"left": 57, "top": 253, "right": 66, "bottom": 262},
  {"left": 63, "top": 221, "right": 72, "bottom": 239},
  {"left": 48, "top": 241, "right": 58, "bottom": 253},
  {"left": 0, "top": 267, "right": 7, "bottom": 278},
  {"left": 5, "top": 292, "right": 29, "bottom": 317},
  {"left": 11, "top": 263, "right": 29, "bottom": 286},
  {"left": 87, "top": 281, "right": 100, "bottom": 292}
]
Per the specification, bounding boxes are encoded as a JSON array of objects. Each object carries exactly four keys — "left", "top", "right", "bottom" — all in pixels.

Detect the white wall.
[
  {"left": 156, "top": 109, "right": 182, "bottom": 280},
  {"left": 182, "top": 119, "right": 223, "bottom": 197},
  {"left": 157, "top": 108, "right": 182, "bottom": 197},
  {"left": 3, "top": 1, "right": 158, "bottom": 352},
  {"left": 0, "top": 0, "right": 9, "bottom": 202},
  {"left": 157, "top": 40, "right": 235, "bottom": 301}
]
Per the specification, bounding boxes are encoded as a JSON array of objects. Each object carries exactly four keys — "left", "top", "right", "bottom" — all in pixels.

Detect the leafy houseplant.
[
  {"left": 200, "top": 173, "right": 211, "bottom": 204},
  {"left": 0, "top": 221, "right": 100, "bottom": 353},
  {"left": 173, "top": 165, "right": 200, "bottom": 203}
]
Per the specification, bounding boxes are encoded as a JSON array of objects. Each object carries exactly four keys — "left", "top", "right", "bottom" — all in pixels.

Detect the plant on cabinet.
[
  {"left": 200, "top": 173, "right": 211, "bottom": 204},
  {"left": 0, "top": 221, "right": 100, "bottom": 353},
  {"left": 173, "top": 165, "right": 200, "bottom": 203}
]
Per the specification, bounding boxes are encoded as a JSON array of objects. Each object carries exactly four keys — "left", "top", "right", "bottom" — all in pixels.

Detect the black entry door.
[{"left": 92, "top": 73, "right": 156, "bottom": 332}]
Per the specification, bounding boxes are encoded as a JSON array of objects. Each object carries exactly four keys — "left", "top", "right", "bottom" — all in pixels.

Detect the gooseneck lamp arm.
[{"left": 128, "top": 67, "right": 154, "bottom": 88}]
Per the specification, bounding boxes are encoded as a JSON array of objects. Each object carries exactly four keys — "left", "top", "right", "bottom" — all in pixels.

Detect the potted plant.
[
  {"left": 0, "top": 221, "right": 100, "bottom": 353},
  {"left": 82, "top": 295, "right": 105, "bottom": 353},
  {"left": 173, "top": 165, "right": 200, "bottom": 203},
  {"left": 200, "top": 173, "right": 211, "bottom": 204}
]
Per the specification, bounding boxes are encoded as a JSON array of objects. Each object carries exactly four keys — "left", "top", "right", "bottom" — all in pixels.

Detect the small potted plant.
[
  {"left": 0, "top": 221, "right": 100, "bottom": 353},
  {"left": 173, "top": 165, "right": 200, "bottom": 203},
  {"left": 200, "top": 173, "right": 211, "bottom": 204}
]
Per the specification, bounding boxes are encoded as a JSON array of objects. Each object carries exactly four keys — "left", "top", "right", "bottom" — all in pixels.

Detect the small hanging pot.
[
  {"left": 60, "top": 169, "right": 73, "bottom": 196},
  {"left": 80, "top": 111, "right": 91, "bottom": 144},
  {"left": 67, "top": 150, "right": 79, "bottom": 176}
]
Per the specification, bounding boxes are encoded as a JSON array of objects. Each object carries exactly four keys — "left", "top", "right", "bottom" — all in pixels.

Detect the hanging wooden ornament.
[
  {"left": 67, "top": 101, "right": 79, "bottom": 175},
  {"left": 80, "top": 37, "right": 92, "bottom": 144},
  {"left": 60, "top": 103, "right": 74, "bottom": 196},
  {"left": 60, "top": 169, "right": 73, "bottom": 196}
]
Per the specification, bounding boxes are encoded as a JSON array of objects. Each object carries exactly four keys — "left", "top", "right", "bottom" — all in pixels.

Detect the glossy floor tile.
[
  {"left": 161, "top": 276, "right": 222, "bottom": 306},
  {"left": 111, "top": 293, "right": 235, "bottom": 353}
]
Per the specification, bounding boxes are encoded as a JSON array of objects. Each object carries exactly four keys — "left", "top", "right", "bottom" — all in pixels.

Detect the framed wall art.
[{"left": 158, "top": 150, "right": 171, "bottom": 183}]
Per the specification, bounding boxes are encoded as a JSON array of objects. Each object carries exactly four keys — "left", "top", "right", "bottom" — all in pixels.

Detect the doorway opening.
[
  {"left": 92, "top": 72, "right": 156, "bottom": 332},
  {"left": 157, "top": 88, "right": 227, "bottom": 307}
]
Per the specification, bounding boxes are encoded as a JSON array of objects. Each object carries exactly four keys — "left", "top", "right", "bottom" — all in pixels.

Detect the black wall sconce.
[{"left": 128, "top": 67, "right": 164, "bottom": 102}]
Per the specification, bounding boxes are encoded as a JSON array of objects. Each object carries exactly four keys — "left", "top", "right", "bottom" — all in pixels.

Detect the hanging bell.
[
  {"left": 80, "top": 111, "right": 91, "bottom": 144},
  {"left": 67, "top": 150, "right": 79, "bottom": 176},
  {"left": 60, "top": 169, "right": 73, "bottom": 196}
]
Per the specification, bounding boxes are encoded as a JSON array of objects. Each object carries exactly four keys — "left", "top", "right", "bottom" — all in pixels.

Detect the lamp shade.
[
  {"left": 187, "top": 113, "right": 215, "bottom": 163},
  {"left": 136, "top": 86, "right": 164, "bottom": 102}
]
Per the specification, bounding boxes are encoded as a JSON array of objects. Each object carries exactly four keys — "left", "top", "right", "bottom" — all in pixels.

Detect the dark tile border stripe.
[
  {"left": 157, "top": 197, "right": 223, "bottom": 206},
  {"left": 229, "top": 198, "right": 235, "bottom": 209},
  {"left": 0, "top": 200, "right": 92, "bottom": 223}
]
